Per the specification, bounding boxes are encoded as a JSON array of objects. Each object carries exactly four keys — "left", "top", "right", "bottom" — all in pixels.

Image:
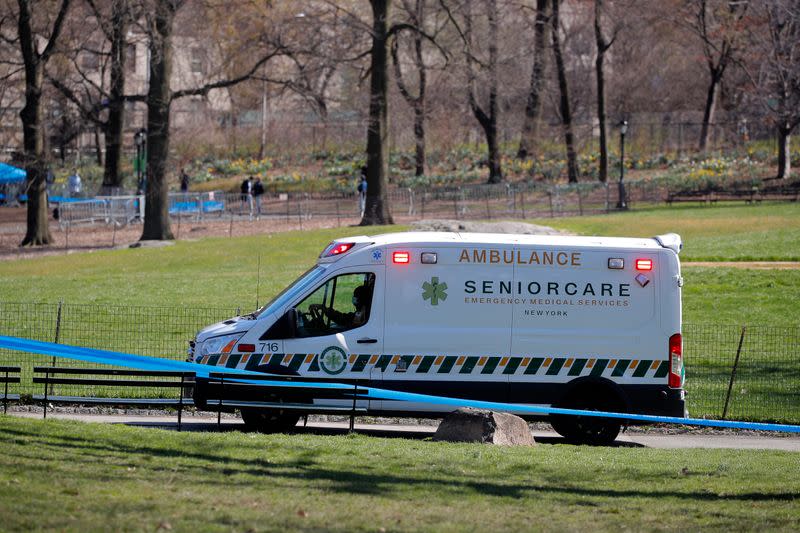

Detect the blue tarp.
[{"left": 0, "top": 163, "right": 26, "bottom": 184}]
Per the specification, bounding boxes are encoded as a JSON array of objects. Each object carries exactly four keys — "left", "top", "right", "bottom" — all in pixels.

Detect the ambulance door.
[{"left": 281, "top": 269, "right": 384, "bottom": 411}]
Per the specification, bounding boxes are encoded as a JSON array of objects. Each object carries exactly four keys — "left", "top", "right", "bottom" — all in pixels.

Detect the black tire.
[
  {"left": 550, "top": 387, "right": 623, "bottom": 446},
  {"left": 241, "top": 408, "right": 300, "bottom": 433}
]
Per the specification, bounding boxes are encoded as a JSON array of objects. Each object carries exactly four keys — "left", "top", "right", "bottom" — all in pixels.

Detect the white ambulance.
[{"left": 190, "top": 231, "right": 686, "bottom": 444}]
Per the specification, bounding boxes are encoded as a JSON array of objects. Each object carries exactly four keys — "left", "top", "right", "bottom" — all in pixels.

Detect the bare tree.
[
  {"left": 391, "top": 0, "right": 447, "bottom": 176},
  {"left": 517, "top": 0, "right": 549, "bottom": 161},
  {"left": 361, "top": 0, "right": 394, "bottom": 225},
  {"left": 745, "top": 0, "right": 800, "bottom": 179},
  {"left": 14, "top": 0, "right": 72, "bottom": 246},
  {"left": 551, "top": 0, "right": 577, "bottom": 183},
  {"left": 139, "top": 0, "right": 285, "bottom": 240},
  {"left": 680, "top": 0, "right": 747, "bottom": 151},
  {"left": 445, "top": 0, "right": 502, "bottom": 183},
  {"left": 593, "top": 0, "right": 621, "bottom": 183},
  {"left": 48, "top": 0, "right": 137, "bottom": 193}
]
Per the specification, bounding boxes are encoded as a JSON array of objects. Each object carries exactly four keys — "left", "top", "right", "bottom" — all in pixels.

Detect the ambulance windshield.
[{"left": 254, "top": 265, "right": 329, "bottom": 319}]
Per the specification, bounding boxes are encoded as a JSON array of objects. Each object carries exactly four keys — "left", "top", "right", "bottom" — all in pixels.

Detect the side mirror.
[{"left": 260, "top": 308, "right": 298, "bottom": 341}]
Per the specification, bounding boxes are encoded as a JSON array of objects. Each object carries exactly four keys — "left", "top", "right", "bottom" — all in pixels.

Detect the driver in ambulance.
[{"left": 310, "top": 284, "right": 371, "bottom": 329}]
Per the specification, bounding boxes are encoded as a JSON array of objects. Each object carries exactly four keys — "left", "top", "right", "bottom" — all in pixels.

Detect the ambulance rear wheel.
[
  {"left": 241, "top": 408, "right": 300, "bottom": 433},
  {"left": 550, "top": 388, "right": 622, "bottom": 446}
]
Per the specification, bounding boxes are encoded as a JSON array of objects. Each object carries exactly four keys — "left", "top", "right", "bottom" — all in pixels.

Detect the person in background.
[
  {"left": 253, "top": 177, "right": 265, "bottom": 220},
  {"left": 68, "top": 169, "right": 82, "bottom": 198},
  {"left": 240, "top": 176, "right": 252, "bottom": 215},
  {"left": 357, "top": 166, "right": 367, "bottom": 217},
  {"left": 246, "top": 176, "right": 255, "bottom": 219},
  {"left": 180, "top": 168, "right": 190, "bottom": 193}
]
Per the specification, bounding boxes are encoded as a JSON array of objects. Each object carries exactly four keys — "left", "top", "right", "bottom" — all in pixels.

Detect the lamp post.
[
  {"left": 134, "top": 129, "right": 146, "bottom": 195},
  {"left": 616, "top": 120, "right": 628, "bottom": 210}
]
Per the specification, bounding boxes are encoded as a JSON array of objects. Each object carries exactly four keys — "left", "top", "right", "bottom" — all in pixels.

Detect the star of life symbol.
[
  {"left": 371, "top": 250, "right": 383, "bottom": 263},
  {"left": 319, "top": 346, "right": 347, "bottom": 375},
  {"left": 422, "top": 277, "right": 448, "bottom": 306}
]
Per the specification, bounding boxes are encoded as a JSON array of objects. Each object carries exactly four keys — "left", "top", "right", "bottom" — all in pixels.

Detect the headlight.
[{"left": 199, "top": 333, "right": 244, "bottom": 357}]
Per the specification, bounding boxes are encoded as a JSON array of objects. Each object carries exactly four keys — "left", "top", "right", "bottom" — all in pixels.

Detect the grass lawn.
[
  {"left": 0, "top": 219, "right": 797, "bottom": 326},
  {"left": 535, "top": 202, "right": 800, "bottom": 261},
  {"left": 1, "top": 416, "right": 798, "bottom": 532},
  {"left": 0, "top": 226, "right": 403, "bottom": 309}
]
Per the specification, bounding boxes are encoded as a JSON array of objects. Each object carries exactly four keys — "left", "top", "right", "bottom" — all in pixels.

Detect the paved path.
[{"left": 8, "top": 411, "right": 800, "bottom": 451}]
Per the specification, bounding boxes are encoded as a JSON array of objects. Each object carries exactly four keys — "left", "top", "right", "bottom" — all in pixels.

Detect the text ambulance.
[{"left": 190, "top": 232, "right": 686, "bottom": 444}]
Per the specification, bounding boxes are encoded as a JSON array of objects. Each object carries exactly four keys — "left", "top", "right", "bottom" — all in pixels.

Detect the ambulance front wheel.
[
  {"left": 241, "top": 408, "right": 300, "bottom": 433},
  {"left": 550, "top": 386, "right": 623, "bottom": 446}
]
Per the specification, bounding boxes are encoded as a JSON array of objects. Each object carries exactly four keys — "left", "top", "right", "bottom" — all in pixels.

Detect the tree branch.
[
  {"left": 40, "top": 0, "right": 73, "bottom": 62},
  {"left": 171, "top": 47, "right": 284, "bottom": 100}
]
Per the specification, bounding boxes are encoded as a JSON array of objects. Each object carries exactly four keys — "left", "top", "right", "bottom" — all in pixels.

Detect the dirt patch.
[{"left": 412, "top": 219, "right": 571, "bottom": 235}]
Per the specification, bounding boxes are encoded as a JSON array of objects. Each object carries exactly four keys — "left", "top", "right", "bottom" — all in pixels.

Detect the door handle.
[{"left": 357, "top": 338, "right": 378, "bottom": 344}]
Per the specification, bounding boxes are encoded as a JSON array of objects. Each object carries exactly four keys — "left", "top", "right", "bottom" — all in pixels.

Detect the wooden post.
[
  {"left": 217, "top": 375, "right": 224, "bottom": 427},
  {"left": 722, "top": 326, "right": 746, "bottom": 420},
  {"left": 349, "top": 382, "right": 358, "bottom": 433},
  {"left": 177, "top": 374, "right": 184, "bottom": 432}
]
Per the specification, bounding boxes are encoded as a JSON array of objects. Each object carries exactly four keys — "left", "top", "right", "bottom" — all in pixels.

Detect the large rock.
[{"left": 433, "top": 408, "right": 536, "bottom": 446}]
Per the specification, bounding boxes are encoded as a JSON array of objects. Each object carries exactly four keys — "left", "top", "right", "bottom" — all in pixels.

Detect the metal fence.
[
  {"left": 55, "top": 181, "right": 670, "bottom": 231},
  {"left": 0, "top": 301, "right": 797, "bottom": 423},
  {"left": 57, "top": 196, "right": 144, "bottom": 227}
]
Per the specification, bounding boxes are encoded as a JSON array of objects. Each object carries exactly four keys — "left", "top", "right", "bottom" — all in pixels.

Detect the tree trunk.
[
  {"left": 18, "top": 0, "right": 56, "bottom": 246},
  {"left": 412, "top": 0, "right": 426, "bottom": 177},
  {"left": 100, "top": 0, "right": 127, "bottom": 193},
  {"left": 777, "top": 126, "right": 791, "bottom": 179},
  {"left": 699, "top": 70, "right": 720, "bottom": 151},
  {"left": 485, "top": 0, "right": 502, "bottom": 184},
  {"left": 413, "top": 99, "right": 425, "bottom": 176},
  {"left": 360, "top": 0, "right": 394, "bottom": 226},
  {"left": 551, "top": 0, "right": 578, "bottom": 183},
  {"left": 594, "top": 0, "right": 608, "bottom": 183},
  {"left": 517, "top": 0, "right": 549, "bottom": 160},
  {"left": 391, "top": 0, "right": 428, "bottom": 177},
  {"left": 94, "top": 127, "right": 103, "bottom": 166},
  {"left": 20, "top": 78, "right": 51, "bottom": 246},
  {"left": 140, "top": 0, "right": 175, "bottom": 241}
]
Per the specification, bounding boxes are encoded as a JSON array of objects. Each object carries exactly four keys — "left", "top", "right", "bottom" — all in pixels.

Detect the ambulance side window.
[{"left": 293, "top": 273, "right": 375, "bottom": 338}]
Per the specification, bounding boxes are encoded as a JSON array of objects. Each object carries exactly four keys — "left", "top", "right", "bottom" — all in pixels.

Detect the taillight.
[
  {"left": 668, "top": 333, "right": 683, "bottom": 388},
  {"left": 636, "top": 258, "right": 653, "bottom": 271}
]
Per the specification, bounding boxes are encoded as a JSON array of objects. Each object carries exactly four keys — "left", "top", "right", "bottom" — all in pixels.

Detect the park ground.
[
  {"left": 0, "top": 416, "right": 798, "bottom": 531},
  {"left": 0, "top": 201, "right": 798, "bottom": 530}
]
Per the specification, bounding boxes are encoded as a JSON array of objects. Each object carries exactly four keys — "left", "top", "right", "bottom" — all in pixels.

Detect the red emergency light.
[
  {"left": 321, "top": 242, "right": 355, "bottom": 257},
  {"left": 393, "top": 251, "right": 410, "bottom": 264},
  {"left": 635, "top": 258, "right": 653, "bottom": 271}
]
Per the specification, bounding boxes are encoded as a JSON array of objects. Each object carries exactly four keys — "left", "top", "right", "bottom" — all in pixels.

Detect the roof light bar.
[{"left": 321, "top": 242, "right": 355, "bottom": 257}]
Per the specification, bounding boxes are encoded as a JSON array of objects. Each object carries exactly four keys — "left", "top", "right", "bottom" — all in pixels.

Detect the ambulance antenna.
[{"left": 255, "top": 254, "right": 261, "bottom": 309}]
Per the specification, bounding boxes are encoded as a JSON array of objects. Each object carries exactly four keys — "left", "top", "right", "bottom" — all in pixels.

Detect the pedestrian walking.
[
  {"left": 240, "top": 177, "right": 253, "bottom": 216},
  {"left": 357, "top": 166, "right": 367, "bottom": 217},
  {"left": 68, "top": 169, "right": 82, "bottom": 198},
  {"left": 180, "top": 168, "right": 190, "bottom": 193},
  {"left": 253, "top": 177, "right": 264, "bottom": 220}
]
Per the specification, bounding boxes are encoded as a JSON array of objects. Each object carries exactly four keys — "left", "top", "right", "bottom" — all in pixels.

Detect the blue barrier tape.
[{"left": 1, "top": 335, "right": 799, "bottom": 434}]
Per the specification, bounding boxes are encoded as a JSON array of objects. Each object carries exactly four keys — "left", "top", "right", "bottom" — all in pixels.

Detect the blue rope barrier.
[{"left": 1, "top": 335, "right": 798, "bottom": 434}]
